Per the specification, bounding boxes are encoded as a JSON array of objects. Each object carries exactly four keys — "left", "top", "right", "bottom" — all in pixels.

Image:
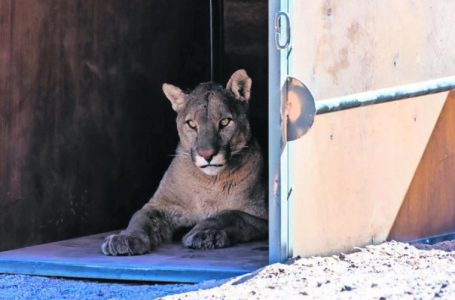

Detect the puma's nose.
[{"left": 197, "top": 148, "right": 216, "bottom": 162}]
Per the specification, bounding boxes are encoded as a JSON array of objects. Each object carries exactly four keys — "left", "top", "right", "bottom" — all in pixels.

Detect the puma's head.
[{"left": 162, "top": 69, "right": 253, "bottom": 176}]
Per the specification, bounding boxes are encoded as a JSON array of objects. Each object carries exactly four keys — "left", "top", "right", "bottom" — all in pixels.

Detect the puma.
[{"left": 101, "top": 69, "right": 267, "bottom": 255}]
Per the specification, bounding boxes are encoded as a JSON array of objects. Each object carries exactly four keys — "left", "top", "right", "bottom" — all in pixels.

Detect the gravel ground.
[
  {"left": 0, "top": 241, "right": 454, "bottom": 300},
  {"left": 0, "top": 275, "right": 224, "bottom": 300},
  {"left": 164, "top": 241, "right": 455, "bottom": 300}
]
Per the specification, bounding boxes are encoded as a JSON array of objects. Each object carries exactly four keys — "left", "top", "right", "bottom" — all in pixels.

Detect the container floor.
[{"left": 0, "top": 232, "right": 268, "bottom": 283}]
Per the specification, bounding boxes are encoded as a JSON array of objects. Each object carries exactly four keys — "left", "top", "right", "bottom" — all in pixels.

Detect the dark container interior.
[{"left": 0, "top": 0, "right": 267, "bottom": 251}]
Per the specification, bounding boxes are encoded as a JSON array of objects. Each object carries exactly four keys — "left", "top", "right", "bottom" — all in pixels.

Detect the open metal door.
[
  {"left": 268, "top": 0, "right": 293, "bottom": 263},
  {"left": 270, "top": 0, "right": 316, "bottom": 263},
  {"left": 278, "top": 1, "right": 455, "bottom": 257}
]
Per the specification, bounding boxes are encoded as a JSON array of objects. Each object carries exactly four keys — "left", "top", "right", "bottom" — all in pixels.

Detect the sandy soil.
[{"left": 163, "top": 241, "right": 455, "bottom": 300}]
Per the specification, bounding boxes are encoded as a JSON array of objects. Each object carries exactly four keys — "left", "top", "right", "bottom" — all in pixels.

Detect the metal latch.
[{"left": 275, "top": 12, "right": 291, "bottom": 50}]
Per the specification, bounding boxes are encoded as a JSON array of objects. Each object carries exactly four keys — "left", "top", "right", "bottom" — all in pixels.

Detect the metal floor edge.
[{"left": 0, "top": 232, "right": 268, "bottom": 283}]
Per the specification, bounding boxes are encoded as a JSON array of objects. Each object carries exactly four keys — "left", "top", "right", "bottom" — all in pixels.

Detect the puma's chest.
[{"left": 182, "top": 178, "right": 250, "bottom": 220}]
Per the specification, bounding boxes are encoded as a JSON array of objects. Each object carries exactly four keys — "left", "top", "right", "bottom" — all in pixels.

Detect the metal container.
[{"left": 1, "top": 0, "right": 455, "bottom": 283}]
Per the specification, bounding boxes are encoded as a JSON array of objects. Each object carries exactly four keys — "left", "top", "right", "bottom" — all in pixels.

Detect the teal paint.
[
  {"left": 268, "top": 0, "right": 284, "bottom": 264},
  {"left": 0, "top": 232, "right": 268, "bottom": 283},
  {"left": 268, "top": 0, "right": 293, "bottom": 264},
  {"left": 316, "top": 76, "right": 455, "bottom": 114}
]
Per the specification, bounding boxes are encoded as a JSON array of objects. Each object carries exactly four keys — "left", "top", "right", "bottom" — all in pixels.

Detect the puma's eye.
[
  {"left": 186, "top": 120, "right": 197, "bottom": 129},
  {"left": 219, "top": 118, "right": 232, "bottom": 128}
]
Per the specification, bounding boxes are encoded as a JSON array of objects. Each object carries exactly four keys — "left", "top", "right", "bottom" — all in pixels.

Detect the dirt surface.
[
  {"left": 0, "top": 241, "right": 454, "bottom": 299},
  {"left": 163, "top": 241, "right": 455, "bottom": 300}
]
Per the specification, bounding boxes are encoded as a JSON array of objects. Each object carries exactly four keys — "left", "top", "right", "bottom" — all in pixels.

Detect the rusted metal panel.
[
  {"left": 389, "top": 92, "right": 455, "bottom": 241},
  {"left": 0, "top": 0, "right": 211, "bottom": 251}
]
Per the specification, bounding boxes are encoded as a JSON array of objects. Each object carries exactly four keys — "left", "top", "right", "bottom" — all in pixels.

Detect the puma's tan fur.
[{"left": 102, "top": 70, "right": 267, "bottom": 255}]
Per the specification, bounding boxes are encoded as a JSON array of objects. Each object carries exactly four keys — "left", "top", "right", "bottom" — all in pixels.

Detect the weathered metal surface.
[
  {"left": 282, "top": 77, "right": 315, "bottom": 142},
  {"left": 280, "top": 76, "right": 455, "bottom": 143},
  {"left": 389, "top": 92, "right": 455, "bottom": 241},
  {"left": 289, "top": 0, "right": 455, "bottom": 257},
  {"left": 223, "top": 0, "right": 268, "bottom": 158},
  {"left": 291, "top": 1, "right": 455, "bottom": 100},
  {"left": 293, "top": 92, "right": 448, "bottom": 257},
  {"left": 0, "top": 232, "right": 268, "bottom": 283},
  {"left": 0, "top": 0, "right": 211, "bottom": 251}
]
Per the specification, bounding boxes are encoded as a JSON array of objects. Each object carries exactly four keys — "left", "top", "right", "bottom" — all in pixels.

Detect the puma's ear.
[
  {"left": 226, "top": 69, "right": 252, "bottom": 102},
  {"left": 162, "top": 83, "right": 186, "bottom": 111}
]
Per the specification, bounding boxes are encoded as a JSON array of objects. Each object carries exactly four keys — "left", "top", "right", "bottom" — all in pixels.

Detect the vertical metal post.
[
  {"left": 269, "top": 0, "right": 293, "bottom": 263},
  {"left": 268, "top": 0, "right": 283, "bottom": 264},
  {"left": 278, "top": 0, "right": 291, "bottom": 262},
  {"left": 285, "top": 0, "right": 294, "bottom": 261}
]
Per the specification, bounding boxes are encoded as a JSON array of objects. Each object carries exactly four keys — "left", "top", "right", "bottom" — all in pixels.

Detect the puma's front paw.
[
  {"left": 182, "top": 229, "right": 230, "bottom": 249},
  {"left": 101, "top": 232, "right": 150, "bottom": 256}
]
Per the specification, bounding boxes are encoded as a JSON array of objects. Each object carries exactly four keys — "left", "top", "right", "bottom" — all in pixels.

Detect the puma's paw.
[
  {"left": 182, "top": 229, "right": 230, "bottom": 249},
  {"left": 101, "top": 232, "right": 150, "bottom": 256}
]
